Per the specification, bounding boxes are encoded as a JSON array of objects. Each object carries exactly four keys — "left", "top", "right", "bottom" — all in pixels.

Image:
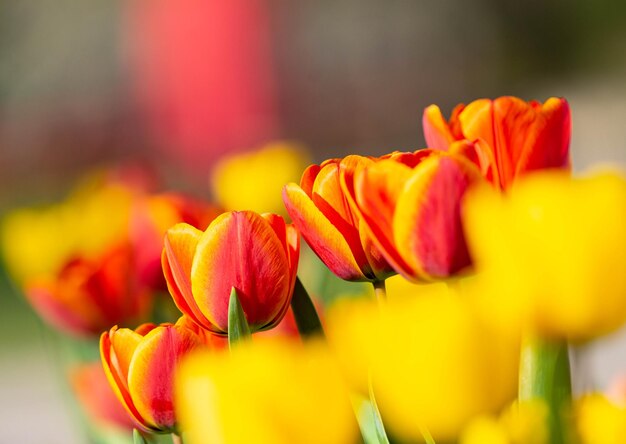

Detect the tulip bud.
[
  {"left": 162, "top": 211, "right": 299, "bottom": 334},
  {"left": 423, "top": 96, "right": 571, "bottom": 189},
  {"left": 282, "top": 155, "right": 395, "bottom": 282},
  {"left": 100, "top": 318, "right": 205, "bottom": 433},
  {"left": 352, "top": 148, "right": 483, "bottom": 281}
]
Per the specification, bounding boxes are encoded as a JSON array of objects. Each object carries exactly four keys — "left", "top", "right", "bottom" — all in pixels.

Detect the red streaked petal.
[
  {"left": 127, "top": 325, "right": 201, "bottom": 431},
  {"left": 191, "top": 211, "right": 291, "bottom": 332},
  {"left": 354, "top": 160, "right": 417, "bottom": 279},
  {"left": 515, "top": 97, "right": 571, "bottom": 178},
  {"left": 100, "top": 331, "right": 149, "bottom": 431},
  {"left": 423, "top": 105, "right": 456, "bottom": 150},
  {"left": 393, "top": 155, "right": 482, "bottom": 280},
  {"left": 162, "top": 224, "right": 213, "bottom": 330},
  {"left": 283, "top": 183, "right": 366, "bottom": 281}
]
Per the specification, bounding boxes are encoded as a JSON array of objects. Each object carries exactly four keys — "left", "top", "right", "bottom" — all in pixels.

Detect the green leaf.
[
  {"left": 228, "top": 287, "right": 251, "bottom": 347},
  {"left": 290, "top": 277, "right": 325, "bottom": 339},
  {"left": 133, "top": 429, "right": 148, "bottom": 444},
  {"left": 368, "top": 375, "right": 390, "bottom": 444}
]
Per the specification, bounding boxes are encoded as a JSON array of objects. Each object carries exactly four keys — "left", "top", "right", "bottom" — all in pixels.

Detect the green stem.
[
  {"left": 518, "top": 332, "right": 571, "bottom": 444},
  {"left": 171, "top": 433, "right": 183, "bottom": 444},
  {"left": 372, "top": 280, "right": 387, "bottom": 301},
  {"left": 290, "top": 277, "right": 325, "bottom": 339}
]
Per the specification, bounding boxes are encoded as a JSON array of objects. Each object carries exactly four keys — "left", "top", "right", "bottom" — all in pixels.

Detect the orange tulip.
[
  {"left": 352, "top": 147, "right": 483, "bottom": 281},
  {"left": 282, "top": 156, "right": 394, "bottom": 281},
  {"left": 423, "top": 96, "right": 571, "bottom": 189},
  {"left": 162, "top": 211, "right": 299, "bottom": 334},
  {"left": 100, "top": 318, "right": 205, "bottom": 433},
  {"left": 25, "top": 244, "right": 151, "bottom": 336}
]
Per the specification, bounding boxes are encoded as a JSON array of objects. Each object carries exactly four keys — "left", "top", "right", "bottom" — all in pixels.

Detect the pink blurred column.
[{"left": 124, "top": 0, "right": 278, "bottom": 175}]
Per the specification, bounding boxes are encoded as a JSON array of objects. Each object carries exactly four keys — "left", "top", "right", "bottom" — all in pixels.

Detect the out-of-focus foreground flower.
[
  {"left": 211, "top": 142, "right": 310, "bottom": 216},
  {"left": 100, "top": 318, "right": 206, "bottom": 433},
  {"left": 423, "top": 96, "right": 571, "bottom": 189},
  {"left": 176, "top": 338, "right": 359, "bottom": 444},
  {"left": 162, "top": 211, "right": 299, "bottom": 334},
  {"left": 464, "top": 169, "right": 626, "bottom": 340},
  {"left": 327, "top": 282, "right": 519, "bottom": 442}
]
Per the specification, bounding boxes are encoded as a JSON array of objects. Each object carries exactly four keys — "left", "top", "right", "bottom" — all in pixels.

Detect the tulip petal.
[
  {"left": 423, "top": 105, "right": 457, "bottom": 151},
  {"left": 163, "top": 224, "right": 214, "bottom": 330},
  {"left": 354, "top": 159, "right": 418, "bottom": 279},
  {"left": 393, "top": 155, "right": 481, "bottom": 279},
  {"left": 127, "top": 325, "right": 200, "bottom": 431},
  {"left": 283, "top": 183, "right": 367, "bottom": 281},
  {"left": 515, "top": 97, "right": 571, "bottom": 177},
  {"left": 100, "top": 330, "right": 149, "bottom": 430},
  {"left": 261, "top": 214, "right": 301, "bottom": 328},
  {"left": 311, "top": 162, "right": 372, "bottom": 276},
  {"left": 191, "top": 211, "right": 290, "bottom": 332},
  {"left": 339, "top": 155, "right": 393, "bottom": 280}
]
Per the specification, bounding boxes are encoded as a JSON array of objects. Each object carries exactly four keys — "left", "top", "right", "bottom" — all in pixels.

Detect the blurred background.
[{"left": 1, "top": 1, "right": 626, "bottom": 442}]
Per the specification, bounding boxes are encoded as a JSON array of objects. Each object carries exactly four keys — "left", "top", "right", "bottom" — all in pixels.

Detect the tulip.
[
  {"left": 351, "top": 147, "right": 483, "bottom": 281},
  {"left": 100, "top": 318, "right": 205, "bottom": 433},
  {"left": 162, "top": 211, "right": 299, "bottom": 334},
  {"left": 423, "top": 96, "right": 571, "bottom": 189},
  {"left": 460, "top": 400, "right": 549, "bottom": 444},
  {"left": 25, "top": 244, "right": 151, "bottom": 336},
  {"left": 176, "top": 338, "right": 358, "bottom": 444},
  {"left": 327, "top": 283, "right": 519, "bottom": 442},
  {"left": 576, "top": 394, "right": 626, "bottom": 444},
  {"left": 464, "top": 169, "right": 626, "bottom": 341},
  {"left": 282, "top": 155, "right": 396, "bottom": 281}
]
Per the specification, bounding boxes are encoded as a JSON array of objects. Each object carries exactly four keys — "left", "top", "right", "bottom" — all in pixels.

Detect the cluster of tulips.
[{"left": 4, "top": 96, "right": 626, "bottom": 444}]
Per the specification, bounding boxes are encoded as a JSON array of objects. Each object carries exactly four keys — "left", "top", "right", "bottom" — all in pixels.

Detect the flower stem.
[
  {"left": 372, "top": 280, "right": 387, "bottom": 301},
  {"left": 519, "top": 331, "right": 571, "bottom": 444},
  {"left": 171, "top": 433, "right": 183, "bottom": 444}
]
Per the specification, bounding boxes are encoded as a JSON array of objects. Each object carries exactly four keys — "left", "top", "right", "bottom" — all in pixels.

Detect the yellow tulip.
[
  {"left": 327, "top": 284, "right": 519, "bottom": 442},
  {"left": 211, "top": 142, "right": 311, "bottom": 216},
  {"left": 464, "top": 169, "right": 626, "bottom": 341},
  {"left": 576, "top": 394, "right": 626, "bottom": 444},
  {"left": 460, "top": 400, "right": 549, "bottom": 444},
  {"left": 176, "top": 339, "right": 358, "bottom": 444}
]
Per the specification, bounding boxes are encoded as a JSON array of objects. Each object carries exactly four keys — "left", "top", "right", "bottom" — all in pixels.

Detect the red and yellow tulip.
[
  {"left": 100, "top": 318, "right": 205, "bottom": 433},
  {"left": 350, "top": 148, "right": 483, "bottom": 281},
  {"left": 423, "top": 96, "right": 571, "bottom": 189},
  {"left": 162, "top": 211, "right": 299, "bottom": 334},
  {"left": 25, "top": 244, "right": 151, "bottom": 336},
  {"left": 283, "top": 155, "right": 397, "bottom": 281}
]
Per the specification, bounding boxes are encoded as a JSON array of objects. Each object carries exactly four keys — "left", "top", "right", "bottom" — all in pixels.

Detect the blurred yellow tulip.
[
  {"left": 576, "top": 394, "right": 626, "bottom": 444},
  {"left": 460, "top": 400, "right": 549, "bottom": 444},
  {"left": 464, "top": 169, "right": 626, "bottom": 341},
  {"left": 176, "top": 338, "right": 358, "bottom": 444},
  {"left": 1, "top": 183, "right": 133, "bottom": 283},
  {"left": 211, "top": 142, "right": 310, "bottom": 216},
  {"left": 327, "top": 285, "right": 519, "bottom": 442}
]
